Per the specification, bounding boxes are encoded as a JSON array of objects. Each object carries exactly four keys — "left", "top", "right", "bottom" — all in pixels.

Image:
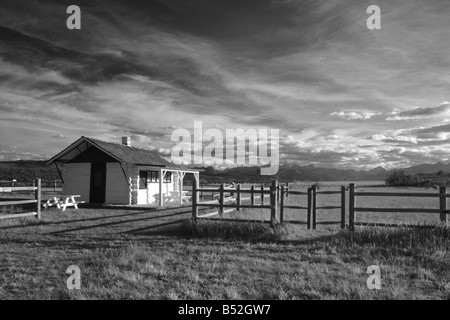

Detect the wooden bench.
[{"left": 43, "top": 195, "right": 85, "bottom": 211}]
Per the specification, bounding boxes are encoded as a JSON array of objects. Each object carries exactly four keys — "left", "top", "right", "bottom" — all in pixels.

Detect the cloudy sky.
[{"left": 1, "top": 0, "right": 450, "bottom": 169}]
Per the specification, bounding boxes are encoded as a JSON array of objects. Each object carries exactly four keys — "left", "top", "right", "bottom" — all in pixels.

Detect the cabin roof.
[{"left": 46, "top": 136, "right": 194, "bottom": 170}]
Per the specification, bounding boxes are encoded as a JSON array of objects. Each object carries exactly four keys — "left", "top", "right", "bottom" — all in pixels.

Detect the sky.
[{"left": 0, "top": 0, "right": 450, "bottom": 170}]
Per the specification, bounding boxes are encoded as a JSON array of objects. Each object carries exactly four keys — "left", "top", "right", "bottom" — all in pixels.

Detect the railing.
[
  {"left": 192, "top": 180, "right": 278, "bottom": 226},
  {"left": 195, "top": 183, "right": 268, "bottom": 201},
  {"left": 280, "top": 184, "right": 346, "bottom": 229},
  {"left": 0, "top": 178, "right": 41, "bottom": 220},
  {"left": 191, "top": 180, "right": 346, "bottom": 228},
  {"left": 348, "top": 183, "right": 448, "bottom": 230}
]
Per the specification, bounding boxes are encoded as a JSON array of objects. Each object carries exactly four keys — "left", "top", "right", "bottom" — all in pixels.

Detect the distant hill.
[
  {"left": 0, "top": 160, "right": 49, "bottom": 169},
  {"left": 398, "top": 162, "right": 450, "bottom": 175},
  {"left": 0, "top": 160, "right": 61, "bottom": 182},
  {"left": 197, "top": 162, "right": 450, "bottom": 183},
  {"left": 2, "top": 160, "right": 450, "bottom": 184},
  {"left": 198, "top": 163, "right": 388, "bottom": 183}
]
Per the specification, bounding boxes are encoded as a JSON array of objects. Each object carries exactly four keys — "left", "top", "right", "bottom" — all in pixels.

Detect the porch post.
[
  {"left": 159, "top": 169, "right": 164, "bottom": 206},
  {"left": 179, "top": 171, "right": 183, "bottom": 205}
]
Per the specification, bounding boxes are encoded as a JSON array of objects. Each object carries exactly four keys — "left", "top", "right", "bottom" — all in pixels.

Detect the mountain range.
[{"left": 198, "top": 161, "right": 450, "bottom": 182}]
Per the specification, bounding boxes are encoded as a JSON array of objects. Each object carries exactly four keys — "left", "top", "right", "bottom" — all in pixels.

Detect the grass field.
[{"left": 0, "top": 197, "right": 449, "bottom": 299}]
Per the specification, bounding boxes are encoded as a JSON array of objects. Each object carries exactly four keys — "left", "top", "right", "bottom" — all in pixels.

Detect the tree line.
[{"left": 385, "top": 170, "right": 450, "bottom": 187}]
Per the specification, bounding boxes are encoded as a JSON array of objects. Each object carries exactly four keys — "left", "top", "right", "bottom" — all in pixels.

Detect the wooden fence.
[
  {"left": 35, "top": 179, "right": 63, "bottom": 192},
  {"left": 191, "top": 180, "right": 346, "bottom": 228},
  {"left": 348, "top": 183, "right": 448, "bottom": 230},
  {"left": 1, "top": 179, "right": 62, "bottom": 192},
  {"left": 191, "top": 180, "right": 449, "bottom": 230},
  {"left": 192, "top": 180, "right": 277, "bottom": 225},
  {"left": 193, "top": 183, "right": 269, "bottom": 201},
  {"left": 0, "top": 178, "right": 41, "bottom": 220},
  {"left": 280, "top": 184, "right": 346, "bottom": 229}
]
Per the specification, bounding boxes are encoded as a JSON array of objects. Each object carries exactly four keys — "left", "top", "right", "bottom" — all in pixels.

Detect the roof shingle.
[
  {"left": 48, "top": 136, "right": 191, "bottom": 169},
  {"left": 86, "top": 137, "right": 174, "bottom": 166}
]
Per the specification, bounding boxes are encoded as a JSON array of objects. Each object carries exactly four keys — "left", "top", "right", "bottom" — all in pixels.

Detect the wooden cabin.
[{"left": 47, "top": 136, "right": 199, "bottom": 206}]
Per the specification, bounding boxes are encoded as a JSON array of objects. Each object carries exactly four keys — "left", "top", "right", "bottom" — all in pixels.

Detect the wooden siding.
[
  {"left": 128, "top": 164, "right": 139, "bottom": 205},
  {"left": 63, "top": 163, "right": 91, "bottom": 202},
  {"left": 105, "top": 163, "right": 130, "bottom": 204}
]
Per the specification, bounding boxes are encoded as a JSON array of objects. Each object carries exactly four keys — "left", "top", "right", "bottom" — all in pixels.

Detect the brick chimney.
[{"left": 122, "top": 136, "right": 131, "bottom": 147}]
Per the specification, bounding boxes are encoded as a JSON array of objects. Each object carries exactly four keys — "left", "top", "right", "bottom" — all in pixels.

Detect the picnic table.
[
  {"left": 165, "top": 191, "right": 192, "bottom": 204},
  {"left": 43, "top": 195, "right": 85, "bottom": 211}
]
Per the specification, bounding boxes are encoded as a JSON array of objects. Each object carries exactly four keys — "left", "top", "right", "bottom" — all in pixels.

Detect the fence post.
[
  {"left": 270, "top": 180, "right": 278, "bottom": 227},
  {"left": 280, "top": 185, "right": 285, "bottom": 224},
  {"left": 277, "top": 184, "right": 280, "bottom": 203},
  {"left": 251, "top": 185, "right": 255, "bottom": 206},
  {"left": 219, "top": 183, "right": 225, "bottom": 216},
  {"left": 286, "top": 183, "right": 289, "bottom": 199},
  {"left": 35, "top": 178, "right": 41, "bottom": 220},
  {"left": 349, "top": 183, "right": 355, "bottom": 231},
  {"left": 192, "top": 179, "right": 199, "bottom": 222},
  {"left": 341, "top": 186, "right": 346, "bottom": 229},
  {"left": 439, "top": 186, "right": 447, "bottom": 226},
  {"left": 312, "top": 185, "right": 317, "bottom": 230},
  {"left": 307, "top": 188, "right": 312, "bottom": 229},
  {"left": 236, "top": 184, "right": 241, "bottom": 211},
  {"left": 260, "top": 185, "right": 264, "bottom": 206}
]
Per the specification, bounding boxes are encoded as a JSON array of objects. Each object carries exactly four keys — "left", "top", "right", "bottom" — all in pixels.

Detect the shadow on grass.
[
  {"left": 129, "top": 217, "right": 450, "bottom": 248},
  {"left": 0, "top": 205, "right": 208, "bottom": 231},
  {"left": 127, "top": 218, "right": 307, "bottom": 243},
  {"left": 48, "top": 210, "right": 191, "bottom": 235},
  {"left": 79, "top": 203, "right": 191, "bottom": 211},
  {"left": 0, "top": 209, "right": 166, "bottom": 231}
]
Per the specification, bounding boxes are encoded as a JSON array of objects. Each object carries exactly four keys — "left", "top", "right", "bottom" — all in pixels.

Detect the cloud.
[
  {"left": 1, "top": 0, "right": 450, "bottom": 169},
  {"left": 0, "top": 147, "right": 46, "bottom": 161},
  {"left": 330, "top": 111, "right": 379, "bottom": 120},
  {"left": 387, "top": 102, "right": 450, "bottom": 121}
]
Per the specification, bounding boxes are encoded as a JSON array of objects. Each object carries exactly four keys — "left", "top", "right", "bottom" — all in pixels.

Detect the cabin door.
[{"left": 90, "top": 163, "right": 106, "bottom": 203}]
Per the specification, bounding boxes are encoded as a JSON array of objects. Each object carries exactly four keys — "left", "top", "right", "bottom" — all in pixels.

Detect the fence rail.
[
  {"left": 0, "top": 178, "right": 41, "bottom": 220},
  {"left": 348, "top": 183, "right": 448, "bottom": 230},
  {"left": 192, "top": 180, "right": 279, "bottom": 226},
  {"left": 280, "top": 184, "right": 346, "bottom": 229}
]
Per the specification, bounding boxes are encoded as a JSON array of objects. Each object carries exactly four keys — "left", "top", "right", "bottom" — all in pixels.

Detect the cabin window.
[
  {"left": 139, "top": 170, "right": 168, "bottom": 186},
  {"left": 139, "top": 171, "right": 148, "bottom": 189},
  {"left": 149, "top": 171, "right": 159, "bottom": 182}
]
